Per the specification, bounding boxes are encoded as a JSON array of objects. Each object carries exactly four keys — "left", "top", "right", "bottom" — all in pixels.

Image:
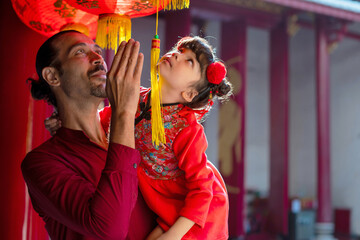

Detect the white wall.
[
  {"left": 330, "top": 27, "right": 360, "bottom": 234},
  {"left": 289, "top": 27, "right": 317, "bottom": 200},
  {"left": 245, "top": 27, "right": 270, "bottom": 195}
]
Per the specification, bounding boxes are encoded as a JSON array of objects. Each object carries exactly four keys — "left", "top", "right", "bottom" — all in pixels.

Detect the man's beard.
[
  {"left": 88, "top": 65, "right": 107, "bottom": 98},
  {"left": 90, "top": 82, "right": 107, "bottom": 98}
]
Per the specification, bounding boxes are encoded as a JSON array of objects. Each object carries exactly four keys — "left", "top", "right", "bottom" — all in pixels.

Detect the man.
[{"left": 22, "top": 30, "right": 155, "bottom": 239}]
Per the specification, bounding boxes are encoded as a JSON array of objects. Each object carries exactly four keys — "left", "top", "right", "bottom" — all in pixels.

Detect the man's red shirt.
[{"left": 22, "top": 127, "right": 156, "bottom": 240}]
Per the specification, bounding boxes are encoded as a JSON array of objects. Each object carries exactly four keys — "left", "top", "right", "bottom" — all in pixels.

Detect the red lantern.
[
  {"left": 11, "top": 0, "right": 98, "bottom": 38},
  {"left": 65, "top": 0, "right": 167, "bottom": 51},
  {"left": 66, "top": 0, "right": 162, "bottom": 18}
]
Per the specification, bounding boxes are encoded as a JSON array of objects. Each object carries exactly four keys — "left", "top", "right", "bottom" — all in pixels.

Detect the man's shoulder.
[
  {"left": 21, "top": 140, "right": 52, "bottom": 181},
  {"left": 28, "top": 135, "right": 60, "bottom": 154},
  {"left": 22, "top": 136, "right": 62, "bottom": 172}
]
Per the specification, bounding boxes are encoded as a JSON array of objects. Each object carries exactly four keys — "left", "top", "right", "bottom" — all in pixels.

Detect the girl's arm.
[
  {"left": 157, "top": 217, "right": 195, "bottom": 240},
  {"left": 146, "top": 226, "right": 163, "bottom": 240},
  {"left": 170, "top": 120, "right": 215, "bottom": 235}
]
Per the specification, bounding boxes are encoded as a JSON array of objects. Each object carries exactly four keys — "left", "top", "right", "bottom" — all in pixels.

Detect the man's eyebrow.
[
  {"left": 94, "top": 44, "right": 104, "bottom": 54},
  {"left": 67, "top": 42, "right": 87, "bottom": 55}
]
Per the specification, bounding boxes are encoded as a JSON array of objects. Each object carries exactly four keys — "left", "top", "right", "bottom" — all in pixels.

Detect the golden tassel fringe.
[
  {"left": 150, "top": 0, "right": 190, "bottom": 10},
  {"left": 96, "top": 14, "right": 131, "bottom": 53},
  {"left": 60, "top": 23, "right": 90, "bottom": 36},
  {"left": 150, "top": 36, "right": 166, "bottom": 146}
]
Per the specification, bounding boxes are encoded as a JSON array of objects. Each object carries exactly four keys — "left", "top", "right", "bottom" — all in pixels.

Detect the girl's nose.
[{"left": 172, "top": 52, "right": 179, "bottom": 60}]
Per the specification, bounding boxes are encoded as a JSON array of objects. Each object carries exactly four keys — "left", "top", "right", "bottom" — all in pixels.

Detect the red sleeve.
[
  {"left": 21, "top": 143, "right": 140, "bottom": 239},
  {"left": 172, "top": 123, "right": 214, "bottom": 228}
]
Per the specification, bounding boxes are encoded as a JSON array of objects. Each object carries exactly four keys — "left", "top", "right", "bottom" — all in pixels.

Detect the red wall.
[{"left": 0, "top": 1, "right": 49, "bottom": 238}]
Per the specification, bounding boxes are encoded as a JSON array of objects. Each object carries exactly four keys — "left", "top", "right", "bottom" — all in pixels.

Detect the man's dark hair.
[{"left": 28, "top": 30, "right": 80, "bottom": 108}]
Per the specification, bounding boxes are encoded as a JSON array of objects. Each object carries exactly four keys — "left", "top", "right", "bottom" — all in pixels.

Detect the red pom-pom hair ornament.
[{"left": 207, "top": 62, "right": 227, "bottom": 85}]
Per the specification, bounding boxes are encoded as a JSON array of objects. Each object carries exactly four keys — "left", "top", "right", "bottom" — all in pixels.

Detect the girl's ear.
[
  {"left": 42, "top": 67, "right": 60, "bottom": 87},
  {"left": 181, "top": 89, "right": 199, "bottom": 103}
]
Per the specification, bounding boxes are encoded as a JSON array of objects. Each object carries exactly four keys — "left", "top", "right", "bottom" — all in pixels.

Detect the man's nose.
[{"left": 91, "top": 52, "right": 104, "bottom": 65}]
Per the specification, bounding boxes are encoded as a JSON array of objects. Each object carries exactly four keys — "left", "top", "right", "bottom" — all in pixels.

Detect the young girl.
[
  {"left": 137, "top": 36, "right": 231, "bottom": 240},
  {"left": 46, "top": 36, "right": 232, "bottom": 239}
]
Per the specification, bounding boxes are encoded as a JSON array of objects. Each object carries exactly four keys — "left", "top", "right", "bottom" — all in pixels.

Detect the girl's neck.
[{"left": 160, "top": 85, "right": 184, "bottom": 105}]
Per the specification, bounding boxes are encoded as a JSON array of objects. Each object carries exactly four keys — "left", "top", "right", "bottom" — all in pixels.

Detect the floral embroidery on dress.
[{"left": 135, "top": 88, "right": 189, "bottom": 180}]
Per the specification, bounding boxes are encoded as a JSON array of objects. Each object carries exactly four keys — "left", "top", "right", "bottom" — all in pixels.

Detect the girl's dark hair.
[
  {"left": 27, "top": 30, "right": 79, "bottom": 108},
  {"left": 172, "top": 36, "right": 233, "bottom": 109}
]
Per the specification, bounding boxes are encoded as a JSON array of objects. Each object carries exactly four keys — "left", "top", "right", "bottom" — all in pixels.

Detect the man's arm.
[{"left": 22, "top": 143, "right": 140, "bottom": 239}]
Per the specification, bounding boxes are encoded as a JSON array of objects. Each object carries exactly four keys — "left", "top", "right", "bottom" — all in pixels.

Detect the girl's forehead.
[{"left": 181, "top": 48, "right": 195, "bottom": 54}]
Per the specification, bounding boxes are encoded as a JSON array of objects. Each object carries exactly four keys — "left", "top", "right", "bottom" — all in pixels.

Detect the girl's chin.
[{"left": 157, "top": 67, "right": 167, "bottom": 79}]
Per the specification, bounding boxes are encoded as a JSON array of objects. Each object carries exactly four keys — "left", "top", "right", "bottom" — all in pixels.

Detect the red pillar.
[
  {"left": 315, "top": 16, "right": 334, "bottom": 240},
  {"left": 220, "top": 19, "right": 247, "bottom": 238},
  {"left": 268, "top": 20, "right": 289, "bottom": 235},
  {"left": 165, "top": 9, "right": 191, "bottom": 51},
  {"left": 0, "top": 1, "right": 49, "bottom": 239}
]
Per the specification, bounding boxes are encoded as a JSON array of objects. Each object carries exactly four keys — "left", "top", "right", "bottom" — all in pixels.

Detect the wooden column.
[
  {"left": 165, "top": 9, "right": 191, "bottom": 51},
  {"left": 315, "top": 16, "right": 334, "bottom": 240},
  {"left": 268, "top": 20, "right": 289, "bottom": 235},
  {"left": 220, "top": 19, "right": 247, "bottom": 239}
]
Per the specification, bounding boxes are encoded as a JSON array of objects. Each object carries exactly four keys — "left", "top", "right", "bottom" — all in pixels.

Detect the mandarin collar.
[{"left": 56, "top": 127, "right": 92, "bottom": 143}]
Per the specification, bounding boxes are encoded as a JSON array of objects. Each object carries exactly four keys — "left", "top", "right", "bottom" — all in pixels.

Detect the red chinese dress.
[{"left": 134, "top": 88, "right": 229, "bottom": 240}]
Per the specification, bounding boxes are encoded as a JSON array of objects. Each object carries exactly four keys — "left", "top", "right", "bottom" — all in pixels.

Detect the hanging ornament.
[
  {"left": 149, "top": 0, "right": 190, "bottom": 146},
  {"left": 65, "top": 0, "right": 165, "bottom": 52},
  {"left": 150, "top": 0, "right": 165, "bottom": 146},
  {"left": 11, "top": 0, "right": 98, "bottom": 38},
  {"left": 148, "top": 0, "right": 190, "bottom": 10}
]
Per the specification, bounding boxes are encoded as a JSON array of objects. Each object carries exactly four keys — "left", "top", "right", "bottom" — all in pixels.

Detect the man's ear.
[
  {"left": 42, "top": 67, "right": 60, "bottom": 87},
  {"left": 181, "top": 89, "right": 199, "bottom": 103}
]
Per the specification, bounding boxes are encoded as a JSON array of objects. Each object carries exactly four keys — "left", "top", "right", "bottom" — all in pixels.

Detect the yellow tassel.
[
  {"left": 150, "top": 36, "right": 166, "bottom": 146},
  {"left": 150, "top": 0, "right": 190, "bottom": 10},
  {"left": 95, "top": 14, "right": 131, "bottom": 53},
  {"left": 60, "top": 23, "right": 90, "bottom": 36}
]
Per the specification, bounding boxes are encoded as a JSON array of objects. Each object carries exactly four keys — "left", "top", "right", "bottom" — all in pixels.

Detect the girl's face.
[{"left": 158, "top": 47, "right": 202, "bottom": 103}]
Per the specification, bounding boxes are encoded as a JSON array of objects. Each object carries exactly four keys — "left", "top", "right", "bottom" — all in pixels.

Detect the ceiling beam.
[{"left": 263, "top": 0, "right": 360, "bottom": 22}]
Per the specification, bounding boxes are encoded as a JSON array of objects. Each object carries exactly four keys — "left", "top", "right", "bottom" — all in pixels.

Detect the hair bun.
[{"left": 207, "top": 62, "right": 227, "bottom": 85}]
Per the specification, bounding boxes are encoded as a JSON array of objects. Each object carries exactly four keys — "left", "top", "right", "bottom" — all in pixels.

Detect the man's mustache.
[{"left": 88, "top": 65, "right": 107, "bottom": 78}]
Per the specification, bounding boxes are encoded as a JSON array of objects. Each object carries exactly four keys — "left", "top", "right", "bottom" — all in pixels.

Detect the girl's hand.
[
  {"left": 44, "top": 112, "right": 61, "bottom": 136},
  {"left": 156, "top": 232, "right": 181, "bottom": 240},
  {"left": 157, "top": 217, "right": 194, "bottom": 240},
  {"left": 146, "top": 225, "right": 163, "bottom": 240}
]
